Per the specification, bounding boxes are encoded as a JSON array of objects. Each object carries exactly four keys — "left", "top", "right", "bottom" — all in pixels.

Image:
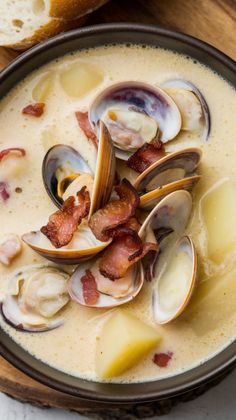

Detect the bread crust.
[
  {"left": 49, "top": 0, "right": 109, "bottom": 20},
  {"left": 4, "top": 16, "right": 87, "bottom": 51}
]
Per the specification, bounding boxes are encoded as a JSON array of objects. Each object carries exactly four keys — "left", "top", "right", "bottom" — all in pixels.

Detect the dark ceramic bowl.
[{"left": 0, "top": 24, "right": 235, "bottom": 404}]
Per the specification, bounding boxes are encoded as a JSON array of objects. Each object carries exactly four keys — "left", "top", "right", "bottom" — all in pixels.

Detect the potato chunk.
[
  {"left": 60, "top": 62, "right": 103, "bottom": 98},
  {"left": 183, "top": 266, "right": 236, "bottom": 335},
  {"left": 32, "top": 72, "right": 53, "bottom": 102},
  {"left": 96, "top": 311, "right": 161, "bottom": 379},
  {"left": 201, "top": 179, "right": 236, "bottom": 263}
]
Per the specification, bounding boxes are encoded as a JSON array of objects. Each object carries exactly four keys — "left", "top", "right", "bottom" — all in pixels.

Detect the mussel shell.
[
  {"left": 89, "top": 81, "right": 182, "bottom": 155},
  {"left": 152, "top": 235, "right": 197, "bottom": 324},
  {"left": 134, "top": 147, "right": 202, "bottom": 194},
  {"left": 42, "top": 144, "right": 92, "bottom": 208},
  {"left": 162, "top": 79, "right": 211, "bottom": 141},
  {"left": 68, "top": 261, "right": 143, "bottom": 308}
]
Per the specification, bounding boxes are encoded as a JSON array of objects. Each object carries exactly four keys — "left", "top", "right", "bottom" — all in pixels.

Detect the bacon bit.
[
  {"left": 99, "top": 229, "right": 159, "bottom": 280},
  {"left": 75, "top": 111, "right": 98, "bottom": 149},
  {"left": 81, "top": 269, "right": 99, "bottom": 305},
  {"left": 89, "top": 179, "right": 140, "bottom": 242},
  {"left": 41, "top": 186, "right": 90, "bottom": 248},
  {"left": 0, "top": 182, "right": 10, "bottom": 202},
  {"left": 127, "top": 139, "right": 166, "bottom": 173},
  {"left": 123, "top": 217, "right": 141, "bottom": 232},
  {"left": 0, "top": 234, "right": 22, "bottom": 266},
  {"left": 22, "top": 103, "right": 45, "bottom": 117},
  {"left": 153, "top": 352, "right": 173, "bottom": 368},
  {"left": 0, "top": 148, "right": 26, "bottom": 163}
]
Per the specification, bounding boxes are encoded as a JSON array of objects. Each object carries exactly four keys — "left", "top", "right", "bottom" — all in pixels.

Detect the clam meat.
[{"left": 0, "top": 265, "right": 70, "bottom": 332}]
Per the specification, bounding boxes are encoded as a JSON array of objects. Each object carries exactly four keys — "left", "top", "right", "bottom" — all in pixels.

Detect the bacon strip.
[
  {"left": 0, "top": 148, "right": 26, "bottom": 162},
  {"left": 0, "top": 182, "right": 10, "bottom": 202},
  {"left": 75, "top": 111, "right": 98, "bottom": 149},
  {"left": 81, "top": 269, "right": 99, "bottom": 305},
  {"left": 127, "top": 139, "right": 165, "bottom": 173},
  {"left": 22, "top": 103, "right": 45, "bottom": 117},
  {"left": 89, "top": 179, "right": 140, "bottom": 242},
  {"left": 153, "top": 352, "right": 173, "bottom": 368},
  {"left": 41, "top": 186, "right": 90, "bottom": 248},
  {"left": 122, "top": 217, "right": 141, "bottom": 232},
  {"left": 99, "top": 229, "right": 159, "bottom": 280}
]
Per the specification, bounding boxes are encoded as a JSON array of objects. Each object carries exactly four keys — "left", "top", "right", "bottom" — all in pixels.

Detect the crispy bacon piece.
[
  {"left": 127, "top": 139, "right": 165, "bottom": 173},
  {"left": 81, "top": 269, "right": 99, "bottom": 305},
  {"left": 75, "top": 111, "right": 98, "bottom": 148},
  {"left": 123, "top": 217, "right": 141, "bottom": 232},
  {"left": 89, "top": 179, "right": 140, "bottom": 242},
  {"left": 22, "top": 102, "right": 45, "bottom": 117},
  {"left": 0, "top": 182, "right": 10, "bottom": 202},
  {"left": 153, "top": 352, "right": 173, "bottom": 368},
  {"left": 0, "top": 234, "right": 22, "bottom": 266},
  {"left": 41, "top": 186, "right": 90, "bottom": 248},
  {"left": 0, "top": 148, "right": 26, "bottom": 162},
  {"left": 99, "top": 229, "right": 159, "bottom": 280}
]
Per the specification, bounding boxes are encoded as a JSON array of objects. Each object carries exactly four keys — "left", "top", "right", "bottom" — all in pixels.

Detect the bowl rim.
[{"left": 0, "top": 22, "right": 235, "bottom": 403}]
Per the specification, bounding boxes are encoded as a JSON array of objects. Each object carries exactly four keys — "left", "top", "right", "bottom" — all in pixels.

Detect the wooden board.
[{"left": 0, "top": 0, "right": 235, "bottom": 416}]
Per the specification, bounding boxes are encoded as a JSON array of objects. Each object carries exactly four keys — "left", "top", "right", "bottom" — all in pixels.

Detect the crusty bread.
[
  {"left": 49, "top": 0, "right": 109, "bottom": 20},
  {"left": 0, "top": 0, "right": 108, "bottom": 51}
]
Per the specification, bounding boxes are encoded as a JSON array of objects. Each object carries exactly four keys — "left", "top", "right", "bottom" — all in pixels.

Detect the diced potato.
[
  {"left": 41, "top": 128, "right": 59, "bottom": 151},
  {"left": 32, "top": 72, "right": 54, "bottom": 102},
  {"left": 183, "top": 266, "right": 236, "bottom": 335},
  {"left": 96, "top": 311, "right": 161, "bottom": 379},
  {"left": 60, "top": 62, "right": 103, "bottom": 98},
  {"left": 201, "top": 179, "right": 236, "bottom": 263},
  {"left": 0, "top": 156, "right": 25, "bottom": 179}
]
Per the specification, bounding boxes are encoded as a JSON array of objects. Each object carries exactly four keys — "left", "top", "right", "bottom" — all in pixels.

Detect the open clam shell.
[
  {"left": 139, "top": 189, "right": 193, "bottom": 291},
  {"left": 22, "top": 222, "right": 111, "bottom": 265},
  {"left": 42, "top": 144, "right": 93, "bottom": 208},
  {"left": 135, "top": 147, "right": 202, "bottom": 210},
  {"left": 162, "top": 79, "right": 211, "bottom": 141},
  {"left": 42, "top": 120, "right": 116, "bottom": 214},
  {"left": 89, "top": 81, "right": 182, "bottom": 159},
  {"left": 152, "top": 236, "right": 197, "bottom": 324},
  {"left": 68, "top": 260, "right": 143, "bottom": 308},
  {"left": 88, "top": 120, "right": 116, "bottom": 217},
  {"left": 140, "top": 175, "right": 201, "bottom": 210},
  {"left": 0, "top": 265, "right": 70, "bottom": 332},
  {"left": 139, "top": 189, "right": 192, "bottom": 244}
]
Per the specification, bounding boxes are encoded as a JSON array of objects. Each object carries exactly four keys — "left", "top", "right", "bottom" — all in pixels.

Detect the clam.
[
  {"left": 42, "top": 120, "right": 115, "bottom": 212},
  {"left": 139, "top": 190, "right": 193, "bottom": 282},
  {"left": 138, "top": 191, "right": 197, "bottom": 323},
  {"left": 162, "top": 79, "right": 211, "bottom": 140},
  {"left": 152, "top": 236, "right": 197, "bottom": 324},
  {"left": 0, "top": 265, "right": 70, "bottom": 332},
  {"left": 89, "top": 81, "right": 182, "bottom": 159},
  {"left": 42, "top": 144, "right": 92, "bottom": 208},
  {"left": 22, "top": 221, "right": 110, "bottom": 265},
  {"left": 23, "top": 121, "right": 115, "bottom": 264},
  {"left": 68, "top": 259, "right": 143, "bottom": 308},
  {"left": 134, "top": 147, "right": 202, "bottom": 210}
]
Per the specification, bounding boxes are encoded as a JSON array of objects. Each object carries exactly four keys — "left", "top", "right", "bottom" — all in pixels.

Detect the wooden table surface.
[{"left": 0, "top": 0, "right": 235, "bottom": 416}]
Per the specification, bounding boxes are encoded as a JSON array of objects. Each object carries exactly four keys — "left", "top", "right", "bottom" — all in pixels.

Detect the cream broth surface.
[{"left": 0, "top": 44, "right": 236, "bottom": 383}]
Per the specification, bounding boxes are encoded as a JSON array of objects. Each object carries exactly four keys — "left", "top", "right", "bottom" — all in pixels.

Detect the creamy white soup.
[{"left": 0, "top": 44, "right": 236, "bottom": 383}]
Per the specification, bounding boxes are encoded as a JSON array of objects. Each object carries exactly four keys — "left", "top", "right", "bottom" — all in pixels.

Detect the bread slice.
[
  {"left": 0, "top": 0, "right": 108, "bottom": 50},
  {"left": 49, "top": 0, "right": 109, "bottom": 20}
]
